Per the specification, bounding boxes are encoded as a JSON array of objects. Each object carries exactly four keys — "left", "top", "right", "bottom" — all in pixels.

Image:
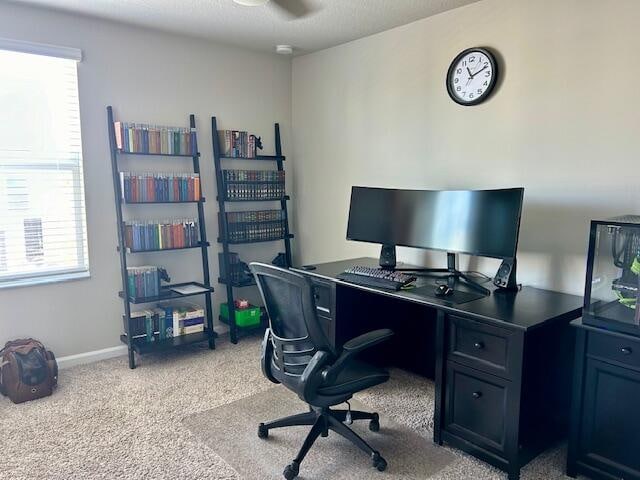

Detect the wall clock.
[{"left": 446, "top": 47, "right": 498, "bottom": 106}]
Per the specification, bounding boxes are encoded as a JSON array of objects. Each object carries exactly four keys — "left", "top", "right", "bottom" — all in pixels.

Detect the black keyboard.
[{"left": 337, "top": 266, "right": 416, "bottom": 291}]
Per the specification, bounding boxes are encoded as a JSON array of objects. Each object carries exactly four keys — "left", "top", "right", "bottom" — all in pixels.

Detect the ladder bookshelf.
[
  {"left": 212, "top": 116, "right": 293, "bottom": 343},
  {"left": 107, "top": 106, "right": 215, "bottom": 369}
]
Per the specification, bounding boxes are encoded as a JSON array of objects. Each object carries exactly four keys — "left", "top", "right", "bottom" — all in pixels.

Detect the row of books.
[
  {"left": 120, "top": 172, "right": 201, "bottom": 203},
  {"left": 124, "top": 303, "right": 205, "bottom": 342},
  {"left": 114, "top": 122, "right": 198, "bottom": 155},
  {"left": 225, "top": 209, "right": 286, "bottom": 224},
  {"left": 124, "top": 219, "right": 200, "bottom": 252},
  {"left": 224, "top": 183, "right": 285, "bottom": 201},
  {"left": 222, "top": 170, "right": 284, "bottom": 183},
  {"left": 127, "top": 266, "right": 160, "bottom": 299},
  {"left": 218, "top": 130, "right": 257, "bottom": 158},
  {"left": 226, "top": 220, "right": 287, "bottom": 243}
]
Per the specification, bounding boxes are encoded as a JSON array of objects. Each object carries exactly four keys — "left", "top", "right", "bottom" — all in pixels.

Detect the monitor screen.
[{"left": 346, "top": 186, "right": 524, "bottom": 259}]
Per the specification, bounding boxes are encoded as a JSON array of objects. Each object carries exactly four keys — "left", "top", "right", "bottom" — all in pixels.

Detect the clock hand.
[
  {"left": 470, "top": 65, "right": 488, "bottom": 78},
  {"left": 466, "top": 66, "right": 473, "bottom": 77}
]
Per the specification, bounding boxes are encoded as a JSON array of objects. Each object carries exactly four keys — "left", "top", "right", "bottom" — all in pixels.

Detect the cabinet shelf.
[
  {"left": 120, "top": 329, "right": 217, "bottom": 354},
  {"left": 119, "top": 281, "right": 214, "bottom": 304}
]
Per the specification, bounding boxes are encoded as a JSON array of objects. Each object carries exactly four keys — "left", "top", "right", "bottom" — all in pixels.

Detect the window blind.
[{"left": 0, "top": 45, "right": 89, "bottom": 287}]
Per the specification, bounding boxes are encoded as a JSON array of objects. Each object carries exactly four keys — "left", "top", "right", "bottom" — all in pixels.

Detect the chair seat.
[{"left": 318, "top": 360, "right": 389, "bottom": 396}]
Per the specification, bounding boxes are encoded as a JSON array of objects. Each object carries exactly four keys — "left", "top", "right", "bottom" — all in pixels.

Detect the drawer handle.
[
  {"left": 472, "top": 391, "right": 482, "bottom": 399},
  {"left": 474, "top": 342, "right": 484, "bottom": 350},
  {"left": 621, "top": 347, "right": 633, "bottom": 355}
]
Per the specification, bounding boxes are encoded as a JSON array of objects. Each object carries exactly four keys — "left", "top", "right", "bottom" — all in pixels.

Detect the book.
[
  {"left": 114, "top": 122, "right": 198, "bottom": 155},
  {"left": 124, "top": 219, "right": 199, "bottom": 251},
  {"left": 218, "top": 130, "right": 257, "bottom": 158},
  {"left": 120, "top": 172, "right": 201, "bottom": 203}
]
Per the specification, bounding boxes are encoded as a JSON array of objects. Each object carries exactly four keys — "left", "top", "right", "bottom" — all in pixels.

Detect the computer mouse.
[{"left": 435, "top": 284, "right": 453, "bottom": 297}]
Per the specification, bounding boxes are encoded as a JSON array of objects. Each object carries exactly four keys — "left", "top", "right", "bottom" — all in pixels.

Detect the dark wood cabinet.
[
  {"left": 444, "top": 361, "right": 510, "bottom": 454},
  {"left": 442, "top": 313, "right": 574, "bottom": 480},
  {"left": 569, "top": 323, "right": 640, "bottom": 480}
]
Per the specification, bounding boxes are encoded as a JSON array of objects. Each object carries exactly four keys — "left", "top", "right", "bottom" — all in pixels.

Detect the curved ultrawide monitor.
[{"left": 346, "top": 187, "right": 524, "bottom": 260}]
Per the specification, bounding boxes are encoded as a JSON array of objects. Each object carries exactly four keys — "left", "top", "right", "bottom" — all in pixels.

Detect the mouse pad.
[{"left": 407, "top": 285, "right": 486, "bottom": 305}]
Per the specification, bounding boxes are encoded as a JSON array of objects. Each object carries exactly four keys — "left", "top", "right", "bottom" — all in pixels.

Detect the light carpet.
[
  {"left": 0, "top": 335, "right": 583, "bottom": 480},
  {"left": 183, "top": 386, "right": 456, "bottom": 479}
]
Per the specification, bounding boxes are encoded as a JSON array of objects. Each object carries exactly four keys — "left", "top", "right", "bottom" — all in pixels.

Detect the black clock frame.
[{"left": 446, "top": 47, "right": 498, "bottom": 106}]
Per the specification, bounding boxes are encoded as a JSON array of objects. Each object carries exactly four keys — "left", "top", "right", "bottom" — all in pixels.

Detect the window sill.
[{"left": 0, "top": 271, "right": 91, "bottom": 290}]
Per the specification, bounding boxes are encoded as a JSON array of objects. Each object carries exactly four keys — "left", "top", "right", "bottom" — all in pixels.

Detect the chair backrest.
[{"left": 250, "top": 263, "right": 335, "bottom": 381}]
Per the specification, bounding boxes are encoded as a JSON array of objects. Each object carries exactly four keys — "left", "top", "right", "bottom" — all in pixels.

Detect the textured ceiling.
[{"left": 9, "top": 0, "right": 482, "bottom": 55}]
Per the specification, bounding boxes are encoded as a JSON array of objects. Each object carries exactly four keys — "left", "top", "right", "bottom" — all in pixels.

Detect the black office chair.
[{"left": 250, "top": 263, "right": 394, "bottom": 479}]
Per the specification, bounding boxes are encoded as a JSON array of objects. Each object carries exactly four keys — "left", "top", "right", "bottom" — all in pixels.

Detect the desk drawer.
[
  {"left": 448, "top": 315, "right": 516, "bottom": 378},
  {"left": 587, "top": 329, "right": 640, "bottom": 370},
  {"left": 444, "top": 361, "right": 510, "bottom": 455},
  {"left": 311, "top": 279, "right": 334, "bottom": 317}
]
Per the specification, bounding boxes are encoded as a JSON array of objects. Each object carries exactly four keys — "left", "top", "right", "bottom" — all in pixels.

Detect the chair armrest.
[
  {"left": 342, "top": 329, "right": 394, "bottom": 354},
  {"left": 322, "top": 329, "right": 394, "bottom": 385},
  {"left": 300, "top": 350, "right": 332, "bottom": 400}
]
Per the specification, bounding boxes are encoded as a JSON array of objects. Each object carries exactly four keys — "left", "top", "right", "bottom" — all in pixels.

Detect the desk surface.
[{"left": 293, "top": 257, "right": 583, "bottom": 331}]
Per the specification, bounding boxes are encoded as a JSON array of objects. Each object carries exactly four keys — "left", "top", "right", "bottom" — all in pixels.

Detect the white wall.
[
  {"left": 0, "top": 3, "right": 291, "bottom": 356},
  {"left": 292, "top": 0, "right": 640, "bottom": 295}
]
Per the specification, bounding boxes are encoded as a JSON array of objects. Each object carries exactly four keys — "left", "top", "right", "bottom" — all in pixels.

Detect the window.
[{"left": 0, "top": 39, "right": 89, "bottom": 287}]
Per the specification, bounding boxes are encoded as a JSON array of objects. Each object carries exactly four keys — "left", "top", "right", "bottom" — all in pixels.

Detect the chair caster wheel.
[
  {"left": 283, "top": 461, "right": 299, "bottom": 479},
  {"left": 369, "top": 413, "right": 380, "bottom": 432},
  {"left": 372, "top": 452, "right": 387, "bottom": 472},
  {"left": 258, "top": 423, "right": 269, "bottom": 439}
]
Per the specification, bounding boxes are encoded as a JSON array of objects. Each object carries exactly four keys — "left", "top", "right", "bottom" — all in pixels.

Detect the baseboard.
[{"left": 57, "top": 345, "right": 127, "bottom": 369}]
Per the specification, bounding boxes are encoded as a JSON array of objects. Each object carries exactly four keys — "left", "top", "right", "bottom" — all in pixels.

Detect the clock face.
[{"left": 446, "top": 48, "right": 498, "bottom": 106}]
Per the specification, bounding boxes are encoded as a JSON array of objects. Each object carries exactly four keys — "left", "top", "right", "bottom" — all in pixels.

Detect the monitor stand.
[{"left": 396, "top": 252, "right": 491, "bottom": 296}]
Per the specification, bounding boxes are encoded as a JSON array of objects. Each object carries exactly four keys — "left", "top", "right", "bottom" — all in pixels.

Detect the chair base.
[{"left": 258, "top": 406, "right": 387, "bottom": 479}]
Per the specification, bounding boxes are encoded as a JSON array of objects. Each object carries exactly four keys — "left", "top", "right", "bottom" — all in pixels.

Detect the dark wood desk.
[{"left": 293, "top": 257, "right": 583, "bottom": 480}]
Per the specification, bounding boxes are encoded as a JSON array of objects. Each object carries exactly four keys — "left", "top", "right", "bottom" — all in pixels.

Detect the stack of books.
[
  {"left": 120, "top": 172, "right": 201, "bottom": 202},
  {"left": 124, "top": 219, "right": 199, "bottom": 251},
  {"left": 123, "top": 303, "right": 205, "bottom": 342},
  {"left": 126, "top": 266, "right": 160, "bottom": 299},
  {"left": 225, "top": 210, "right": 286, "bottom": 243},
  {"left": 218, "top": 130, "right": 257, "bottom": 158},
  {"left": 222, "top": 170, "right": 285, "bottom": 200},
  {"left": 114, "top": 122, "right": 198, "bottom": 155}
]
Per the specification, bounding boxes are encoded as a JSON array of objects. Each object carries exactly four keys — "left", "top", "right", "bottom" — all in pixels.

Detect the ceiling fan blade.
[{"left": 271, "top": 0, "right": 314, "bottom": 18}]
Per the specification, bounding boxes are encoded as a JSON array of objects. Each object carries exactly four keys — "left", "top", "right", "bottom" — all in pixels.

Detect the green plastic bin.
[{"left": 220, "top": 303, "right": 261, "bottom": 327}]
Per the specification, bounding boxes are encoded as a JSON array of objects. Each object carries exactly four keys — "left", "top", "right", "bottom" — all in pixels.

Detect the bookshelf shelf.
[
  {"left": 108, "top": 106, "right": 215, "bottom": 369},
  {"left": 117, "top": 151, "right": 200, "bottom": 158},
  {"left": 123, "top": 198, "right": 205, "bottom": 205},
  {"left": 219, "top": 234, "right": 294, "bottom": 245},
  {"left": 218, "top": 276, "right": 256, "bottom": 288},
  {"left": 118, "top": 281, "right": 214, "bottom": 304},
  {"left": 213, "top": 116, "right": 293, "bottom": 344},
  {"left": 121, "top": 329, "right": 217, "bottom": 354},
  {"left": 120, "top": 242, "right": 210, "bottom": 254},
  {"left": 219, "top": 195, "right": 290, "bottom": 203},
  {"left": 219, "top": 154, "right": 285, "bottom": 161}
]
